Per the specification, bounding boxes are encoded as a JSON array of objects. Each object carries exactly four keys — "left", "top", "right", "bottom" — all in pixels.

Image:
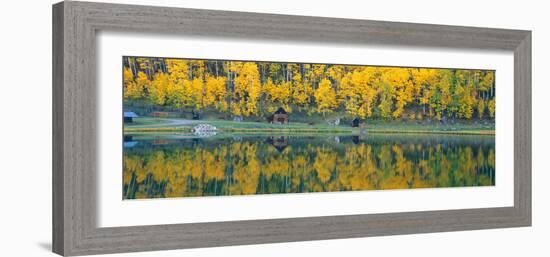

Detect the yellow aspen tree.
[
  {"left": 277, "top": 81, "right": 292, "bottom": 112},
  {"left": 411, "top": 68, "right": 438, "bottom": 116},
  {"left": 149, "top": 73, "right": 169, "bottom": 105},
  {"left": 311, "top": 64, "right": 327, "bottom": 86},
  {"left": 354, "top": 68, "right": 378, "bottom": 118},
  {"left": 263, "top": 78, "right": 291, "bottom": 113},
  {"left": 459, "top": 85, "right": 476, "bottom": 119},
  {"left": 455, "top": 70, "right": 477, "bottom": 119},
  {"left": 136, "top": 57, "right": 154, "bottom": 79},
  {"left": 381, "top": 68, "right": 414, "bottom": 118},
  {"left": 291, "top": 68, "right": 312, "bottom": 111},
  {"left": 477, "top": 98, "right": 485, "bottom": 119},
  {"left": 430, "top": 70, "right": 452, "bottom": 120},
  {"left": 205, "top": 75, "right": 228, "bottom": 112},
  {"left": 338, "top": 73, "right": 359, "bottom": 117},
  {"left": 461, "top": 87, "right": 476, "bottom": 119},
  {"left": 338, "top": 70, "right": 367, "bottom": 118},
  {"left": 203, "top": 75, "right": 217, "bottom": 108},
  {"left": 126, "top": 71, "right": 148, "bottom": 105},
  {"left": 487, "top": 98, "right": 496, "bottom": 118},
  {"left": 279, "top": 81, "right": 293, "bottom": 112},
  {"left": 123, "top": 67, "right": 143, "bottom": 100},
  {"left": 191, "top": 77, "right": 205, "bottom": 110},
  {"left": 233, "top": 62, "right": 261, "bottom": 116},
  {"left": 328, "top": 65, "right": 346, "bottom": 87},
  {"left": 337, "top": 67, "right": 379, "bottom": 119},
  {"left": 262, "top": 78, "right": 275, "bottom": 112},
  {"left": 267, "top": 63, "right": 282, "bottom": 82},
  {"left": 160, "top": 58, "right": 207, "bottom": 113},
  {"left": 314, "top": 78, "right": 338, "bottom": 116},
  {"left": 164, "top": 59, "right": 194, "bottom": 108},
  {"left": 214, "top": 76, "right": 228, "bottom": 112},
  {"left": 164, "top": 77, "right": 178, "bottom": 107},
  {"left": 373, "top": 68, "right": 396, "bottom": 119},
  {"left": 166, "top": 59, "right": 190, "bottom": 80},
  {"left": 478, "top": 71, "right": 494, "bottom": 100},
  {"left": 166, "top": 80, "right": 187, "bottom": 109},
  {"left": 190, "top": 60, "right": 205, "bottom": 80},
  {"left": 377, "top": 82, "right": 394, "bottom": 119}
]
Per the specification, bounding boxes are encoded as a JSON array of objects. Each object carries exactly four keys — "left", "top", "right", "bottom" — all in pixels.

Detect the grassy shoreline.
[{"left": 124, "top": 117, "right": 494, "bottom": 136}]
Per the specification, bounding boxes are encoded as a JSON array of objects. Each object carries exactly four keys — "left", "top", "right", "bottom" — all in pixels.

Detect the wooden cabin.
[
  {"left": 271, "top": 107, "right": 289, "bottom": 124},
  {"left": 123, "top": 111, "right": 139, "bottom": 123},
  {"left": 351, "top": 118, "right": 360, "bottom": 127}
]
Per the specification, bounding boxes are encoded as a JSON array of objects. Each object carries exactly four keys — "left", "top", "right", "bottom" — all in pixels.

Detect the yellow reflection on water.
[{"left": 123, "top": 135, "right": 495, "bottom": 199}]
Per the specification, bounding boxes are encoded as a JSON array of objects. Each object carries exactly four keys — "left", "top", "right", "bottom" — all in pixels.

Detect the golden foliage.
[
  {"left": 123, "top": 57, "right": 496, "bottom": 121},
  {"left": 314, "top": 78, "right": 338, "bottom": 115},
  {"left": 233, "top": 62, "right": 261, "bottom": 116}
]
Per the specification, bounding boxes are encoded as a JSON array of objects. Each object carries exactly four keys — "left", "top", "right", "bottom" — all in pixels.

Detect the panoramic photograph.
[{"left": 122, "top": 56, "right": 496, "bottom": 200}]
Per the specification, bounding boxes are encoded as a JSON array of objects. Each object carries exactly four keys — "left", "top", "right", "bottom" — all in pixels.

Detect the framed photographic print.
[{"left": 53, "top": 1, "right": 531, "bottom": 256}]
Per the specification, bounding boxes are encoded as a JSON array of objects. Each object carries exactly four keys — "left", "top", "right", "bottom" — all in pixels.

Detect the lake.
[{"left": 123, "top": 134, "right": 495, "bottom": 200}]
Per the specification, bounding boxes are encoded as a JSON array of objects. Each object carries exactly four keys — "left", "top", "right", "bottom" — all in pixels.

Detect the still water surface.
[{"left": 123, "top": 134, "right": 495, "bottom": 200}]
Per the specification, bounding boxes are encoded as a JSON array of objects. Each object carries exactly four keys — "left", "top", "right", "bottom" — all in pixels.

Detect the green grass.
[
  {"left": 363, "top": 120, "right": 495, "bottom": 135},
  {"left": 125, "top": 117, "right": 188, "bottom": 127},
  {"left": 127, "top": 117, "right": 166, "bottom": 126},
  {"left": 124, "top": 117, "right": 495, "bottom": 135}
]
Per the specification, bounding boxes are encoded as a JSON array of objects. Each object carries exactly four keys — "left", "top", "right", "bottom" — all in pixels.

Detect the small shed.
[
  {"left": 271, "top": 107, "right": 288, "bottom": 124},
  {"left": 192, "top": 111, "right": 201, "bottom": 120},
  {"left": 351, "top": 118, "right": 360, "bottom": 127},
  {"left": 124, "top": 111, "right": 139, "bottom": 123}
]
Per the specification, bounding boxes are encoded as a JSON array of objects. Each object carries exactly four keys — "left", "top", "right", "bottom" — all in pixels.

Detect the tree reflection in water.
[{"left": 123, "top": 134, "right": 495, "bottom": 199}]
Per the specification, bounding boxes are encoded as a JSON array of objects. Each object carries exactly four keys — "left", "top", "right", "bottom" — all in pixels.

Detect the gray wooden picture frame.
[{"left": 52, "top": 1, "right": 531, "bottom": 256}]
